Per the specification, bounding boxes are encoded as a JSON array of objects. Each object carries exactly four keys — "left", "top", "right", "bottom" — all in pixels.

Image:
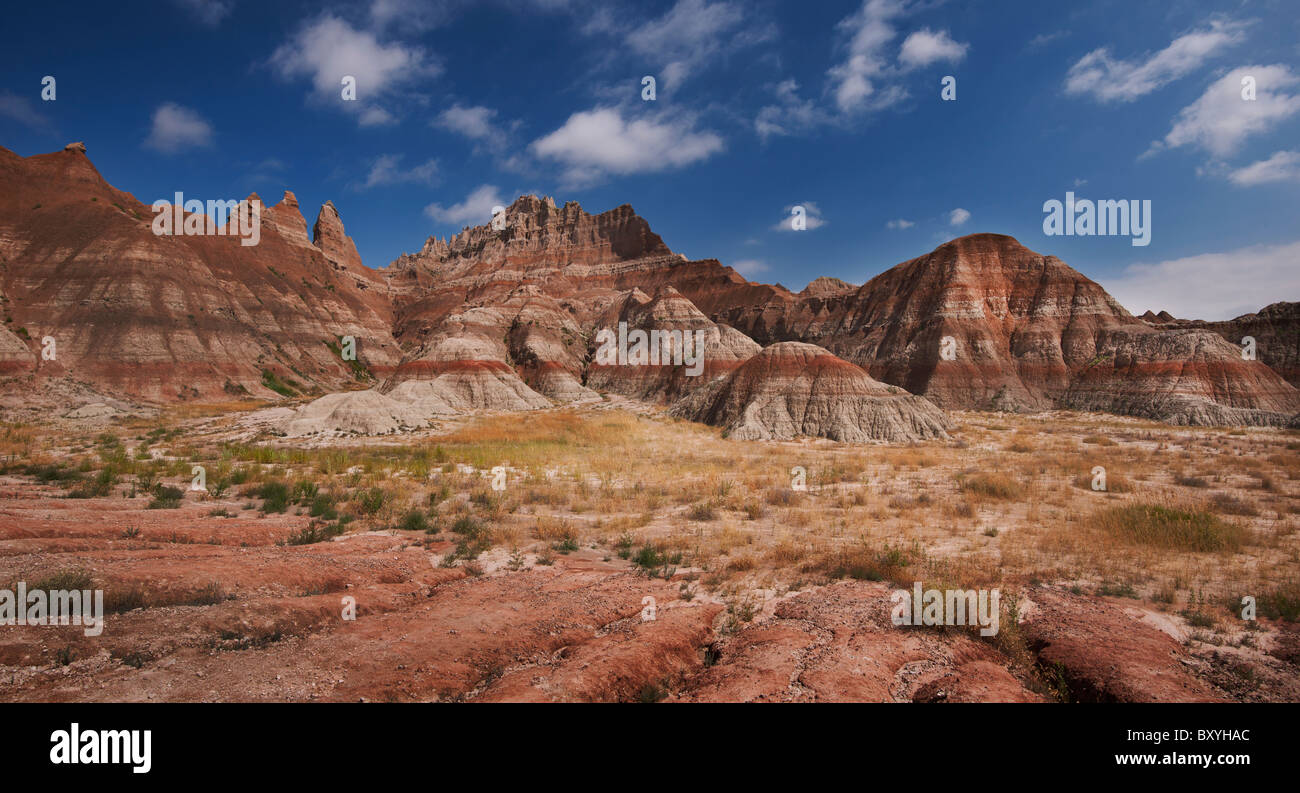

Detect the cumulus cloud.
[
  {"left": 434, "top": 103, "right": 515, "bottom": 154},
  {"left": 1153, "top": 64, "right": 1300, "bottom": 157},
  {"left": 827, "top": 0, "right": 909, "bottom": 114},
  {"left": 1064, "top": 19, "right": 1246, "bottom": 102},
  {"left": 530, "top": 107, "right": 723, "bottom": 184},
  {"left": 361, "top": 154, "right": 439, "bottom": 189},
  {"left": 1228, "top": 150, "right": 1300, "bottom": 185},
  {"left": 144, "top": 103, "right": 214, "bottom": 153},
  {"left": 268, "top": 15, "right": 436, "bottom": 125},
  {"left": 772, "top": 201, "right": 826, "bottom": 232},
  {"left": 1106, "top": 239, "right": 1300, "bottom": 321},
  {"left": 758, "top": 0, "right": 967, "bottom": 135},
  {"left": 436, "top": 104, "right": 499, "bottom": 140},
  {"left": 948, "top": 208, "right": 970, "bottom": 226},
  {"left": 886, "top": 218, "right": 914, "bottom": 229},
  {"left": 899, "top": 28, "right": 967, "bottom": 69},
  {"left": 425, "top": 184, "right": 505, "bottom": 228}
]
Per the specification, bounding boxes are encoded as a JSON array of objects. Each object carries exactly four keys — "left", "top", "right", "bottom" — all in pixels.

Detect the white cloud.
[
  {"left": 773, "top": 201, "right": 826, "bottom": 232},
  {"left": 948, "top": 208, "right": 970, "bottom": 226},
  {"left": 530, "top": 107, "right": 723, "bottom": 184},
  {"left": 759, "top": 0, "right": 965, "bottom": 135},
  {"left": 1228, "top": 150, "right": 1300, "bottom": 185},
  {"left": 1154, "top": 65, "right": 1300, "bottom": 157},
  {"left": 362, "top": 154, "right": 439, "bottom": 189},
  {"left": 1106, "top": 239, "right": 1300, "bottom": 321},
  {"left": 0, "top": 92, "right": 50, "bottom": 128},
  {"left": 886, "top": 218, "right": 914, "bottom": 229},
  {"left": 732, "top": 259, "right": 769, "bottom": 276},
  {"left": 144, "top": 103, "right": 214, "bottom": 153},
  {"left": 625, "top": 0, "right": 768, "bottom": 92},
  {"left": 1027, "top": 31, "right": 1067, "bottom": 50},
  {"left": 627, "top": 0, "right": 742, "bottom": 55},
  {"left": 1064, "top": 19, "right": 1246, "bottom": 102},
  {"left": 425, "top": 184, "right": 505, "bottom": 228},
  {"left": 172, "top": 0, "right": 232, "bottom": 26},
  {"left": 828, "top": 0, "right": 908, "bottom": 114},
  {"left": 268, "top": 15, "right": 436, "bottom": 124},
  {"left": 755, "top": 79, "right": 832, "bottom": 140},
  {"left": 359, "top": 107, "right": 397, "bottom": 127},
  {"left": 436, "top": 104, "right": 498, "bottom": 140},
  {"left": 434, "top": 103, "right": 515, "bottom": 155},
  {"left": 899, "top": 28, "right": 968, "bottom": 69}
]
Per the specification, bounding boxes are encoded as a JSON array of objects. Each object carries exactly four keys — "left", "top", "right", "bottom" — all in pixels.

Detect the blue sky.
[{"left": 1, "top": 0, "right": 1298, "bottom": 320}]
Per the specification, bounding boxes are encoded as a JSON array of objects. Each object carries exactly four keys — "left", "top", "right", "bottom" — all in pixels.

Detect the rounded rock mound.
[{"left": 671, "top": 342, "right": 950, "bottom": 443}]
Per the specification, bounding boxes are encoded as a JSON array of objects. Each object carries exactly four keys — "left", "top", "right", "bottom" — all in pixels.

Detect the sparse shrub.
[
  {"left": 1209, "top": 493, "right": 1259, "bottom": 517},
  {"left": 357, "top": 487, "right": 389, "bottom": 515},
  {"left": 398, "top": 509, "right": 429, "bottom": 532},
  {"left": 256, "top": 481, "right": 290, "bottom": 513},
  {"left": 1093, "top": 503, "right": 1246, "bottom": 552},
  {"left": 958, "top": 473, "right": 1023, "bottom": 500},
  {"left": 688, "top": 501, "right": 717, "bottom": 521},
  {"left": 308, "top": 493, "right": 337, "bottom": 519},
  {"left": 290, "top": 480, "right": 318, "bottom": 504},
  {"left": 147, "top": 485, "right": 184, "bottom": 509}
]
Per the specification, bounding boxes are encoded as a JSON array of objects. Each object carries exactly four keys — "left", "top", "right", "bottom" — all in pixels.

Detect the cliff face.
[
  {"left": 1139, "top": 302, "right": 1300, "bottom": 389},
  {"left": 0, "top": 145, "right": 400, "bottom": 402},
  {"left": 1, "top": 143, "right": 1294, "bottom": 430},
  {"left": 707, "top": 234, "right": 1299, "bottom": 424}
]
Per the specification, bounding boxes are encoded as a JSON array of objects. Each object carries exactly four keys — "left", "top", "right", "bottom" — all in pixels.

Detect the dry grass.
[
  {"left": 1091, "top": 502, "right": 1247, "bottom": 552},
  {"left": 11, "top": 405, "right": 1298, "bottom": 621}
]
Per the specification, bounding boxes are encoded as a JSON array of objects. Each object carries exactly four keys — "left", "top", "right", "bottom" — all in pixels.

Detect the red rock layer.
[
  {"left": 708, "top": 234, "right": 1299, "bottom": 425},
  {"left": 671, "top": 341, "right": 950, "bottom": 442},
  {"left": 0, "top": 145, "right": 400, "bottom": 402},
  {"left": 1142, "top": 302, "right": 1300, "bottom": 389}
]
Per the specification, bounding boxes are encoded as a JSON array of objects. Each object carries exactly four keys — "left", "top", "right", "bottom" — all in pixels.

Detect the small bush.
[
  {"left": 257, "top": 481, "right": 290, "bottom": 513},
  {"left": 147, "top": 485, "right": 184, "bottom": 509},
  {"left": 958, "top": 473, "right": 1023, "bottom": 500},
  {"left": 398, "top": 510, "right": 429, "bottom": 532},
  {"left": 1093, "top": 503, "right": 1246, "bottom": 552}
]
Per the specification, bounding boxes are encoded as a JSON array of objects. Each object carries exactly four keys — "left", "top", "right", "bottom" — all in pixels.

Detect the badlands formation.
[
  {"left": 2, "top": 144, "right": 1299, "bottom": 705},
  {"left": 0, "top": 144, "right": 1296, "bottom": 436}
]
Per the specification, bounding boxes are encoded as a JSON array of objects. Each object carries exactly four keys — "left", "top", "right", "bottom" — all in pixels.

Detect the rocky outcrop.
[
  {"left": 279, "top": 390, "right": 431, "bottom": 436},
  {"left": 1, "top": 145, "right": 1293, "bottom": 429},
  {"left": 799, "top": 276, "right": 856, "bottom": 298},
  {"left": 708, "top": 234, "right": 1300, "bottom": 426},
  {"left": 1141, "top": 302, "right": 1300, "bottom": 389},
  {"left": 679, "top": 581, "right": 1041, "bottom": 702},
  {"left": 585, "top": 286, "right": 760, "bottom": 403},
  {"left": 0, "top": 145, "right": 400, "bottom": 402},
  {"left": 671, "top": 342, "right": 950, "bottom": 443}
]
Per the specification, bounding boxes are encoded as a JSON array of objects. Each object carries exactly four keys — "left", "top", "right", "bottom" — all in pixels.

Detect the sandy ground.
[{"left": 1, "top": 401, "right": 1297, "bottom": 702}]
